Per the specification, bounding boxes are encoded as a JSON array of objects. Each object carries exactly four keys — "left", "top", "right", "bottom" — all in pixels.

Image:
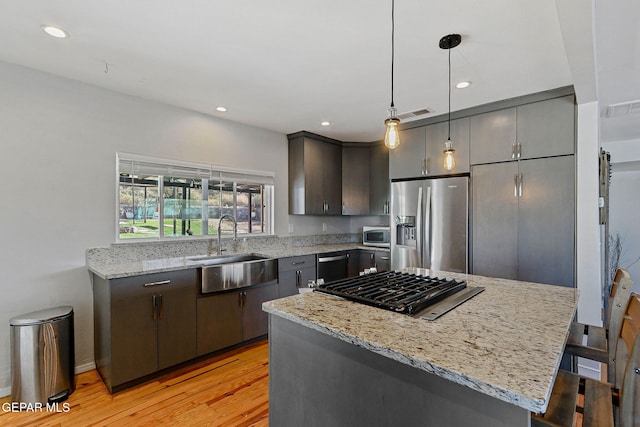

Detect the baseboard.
[
  {"left": 75, "top": 361, "right": 96, "bottom": 375},
  {"left": 0, "top": 362, "right": 97, "bottom": 399}
]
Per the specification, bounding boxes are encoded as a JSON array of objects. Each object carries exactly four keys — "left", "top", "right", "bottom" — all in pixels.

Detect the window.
[{"left": 117, "top": 153, "right": 274, "bottom": 240}]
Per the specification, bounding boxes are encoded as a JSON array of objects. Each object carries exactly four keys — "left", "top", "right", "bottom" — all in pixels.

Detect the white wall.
[
  {"left": 0, "top": 60, "right": 363, "bottom": 394},
  {"left": 601, "top": 138, "right": 640, "bottom": 292},
  {"left": 575, "top": 101, "right": 602, "bottom": 327}
]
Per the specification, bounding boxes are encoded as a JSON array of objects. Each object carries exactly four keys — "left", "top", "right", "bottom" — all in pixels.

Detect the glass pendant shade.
[
  {"left": 443, "top": 140, "right": 456, "bottom": 170},
  {"left": 384, "top": 108, "right": 401, "bottom": 149}
]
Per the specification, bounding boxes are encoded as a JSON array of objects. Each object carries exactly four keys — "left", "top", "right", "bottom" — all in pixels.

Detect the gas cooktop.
[{"left": 315, "top": 271, "right": 478, "bottom": 317}]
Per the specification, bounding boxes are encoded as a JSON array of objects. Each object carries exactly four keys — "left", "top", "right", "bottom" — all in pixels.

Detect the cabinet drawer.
[{"left": 278, "top": 255, "right": 316, "bottom": 273}]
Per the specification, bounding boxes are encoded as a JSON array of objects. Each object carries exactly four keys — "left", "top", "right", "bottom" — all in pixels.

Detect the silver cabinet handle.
[
  {"left": 514, "top": 174, "right": 519, "bottom": 198},
  {"left": 342, "top": 202, "right": 345, "bottom": 214},
  {"left": 379, "top": 256, "right": 390, "bottom": 261},
  {"left": 296, "top": 270, "right": 302, "bottom": 287},
  {"left": 511, "top": 144, "right": 516, "bottom": 159},
  {"left": 370, "top": 253, "right": 375, "bottom": 261},
  {"left": 517, "top": 143, "right": 522, "bottom": 159},
  {"left": 143, "top": 280, "right": 171, "bottom": 287},
  {"left": 152, "top": 295, "right": 158, "bottom": 320},
  {"left": 318, "top": 255, "right": 348, "bottom": 263},
  {"left": 158, "top": 294, "right": 164, "bottom": 320},
  {"left": 519, "top": 173, "right": 523, "bottom": 197},
  {"left": 291, "top": 261, "right": 306, "bottom": 266}
]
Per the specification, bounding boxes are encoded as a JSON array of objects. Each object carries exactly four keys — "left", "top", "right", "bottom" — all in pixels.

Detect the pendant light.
[
  {"left": 439, "top": 34, "right": 461, "bottom": 170},
  {"left": 384, "top": 0, "right": 400, "bottom": 149}
]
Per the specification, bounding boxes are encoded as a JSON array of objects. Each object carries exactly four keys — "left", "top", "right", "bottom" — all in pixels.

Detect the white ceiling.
[{"left": 0, "top": 0, "right": 637, "bottom": 143}]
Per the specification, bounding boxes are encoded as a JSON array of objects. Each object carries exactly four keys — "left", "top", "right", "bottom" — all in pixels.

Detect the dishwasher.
[{"left": 317, "top": 252, "right": 349, "bottom": 284}]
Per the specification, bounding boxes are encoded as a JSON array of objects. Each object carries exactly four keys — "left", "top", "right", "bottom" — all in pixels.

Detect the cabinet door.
[
  {"left": 347, "top": 250, "right": 360, "bottom": 277},
  {"left": 425, "top": 118, "right": 470, "bottom": 175},
  {"left": 342, "top": 146, "right": 370, "bottom": 215},
  {"left": 278, "top": 270, "right": 298, "bottom": 298},
  {"left": 323, "top": 141, "right": 343, "bottom": 215},
  {"left": 517, "top": 95, "right": 575, "bottom": 159},
  {"left": 358, "top": 250, "right": 376, "bottom": 271},
  {"left": 369, "top": 143, "right": 390, "bottom": 215},
  {"left": 374, "top": 251, "right": 391, "bottom": 272},
  {"left": 389, "top": 126, "right": 426, "bottom": 179},
  {"left": 303, "top": 138, "right": 326, "bottom": 215},
  {"left": 469, "top": 108, "right": 517, "bottom": 165},
  {"left": 243, "top": 283, "right": 278, "bottom": 341},
  {"left": 471, "top": 162, "right": 519, "bottom": 279},
  {"left": 196, "top": 291, "right": 242, "bottom": 356},
  {"left": 517, "top": 156, "right": 575, "bottom": 287},
  {"left": 110, "top": 277, "right": 159, "bottom": 386},
  {"left": 156, "top": 269, "right": 198, "bottom": 370}
]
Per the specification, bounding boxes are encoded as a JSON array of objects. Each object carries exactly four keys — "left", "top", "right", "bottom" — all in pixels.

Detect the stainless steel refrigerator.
[{"left": 390, "top": 176, "right": 468, "bottom": 272}]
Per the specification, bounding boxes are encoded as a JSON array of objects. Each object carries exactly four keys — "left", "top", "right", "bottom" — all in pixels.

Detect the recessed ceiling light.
[
  {"left": 216, "top": 106, "right": 227, "bottom": 112},
  {"left": 42, "top": 25, "right": 69, "bottom": 39},
  {"left": 321, "top": 121, "right": 330, "bottom": 126},
  {"left": 456, "top": 81, "right": 471, "bottom": 89}
]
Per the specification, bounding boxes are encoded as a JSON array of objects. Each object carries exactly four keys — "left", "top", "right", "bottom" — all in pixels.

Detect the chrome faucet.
[{"left": 217, "top": 214, "right": 238, "bottom": 255}]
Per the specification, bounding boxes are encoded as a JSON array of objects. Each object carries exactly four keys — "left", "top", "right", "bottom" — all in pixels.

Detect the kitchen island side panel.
[{"left": 268, "top": 315, "right": 529, "bottom": 427}]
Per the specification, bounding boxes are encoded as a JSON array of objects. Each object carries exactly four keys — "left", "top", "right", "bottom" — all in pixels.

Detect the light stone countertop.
[
  {"left": 87, "top": 243, "right": 389, "bottom": 279},
  {"left": 262, "top": 269, "right": 578, "bottom": 414}
]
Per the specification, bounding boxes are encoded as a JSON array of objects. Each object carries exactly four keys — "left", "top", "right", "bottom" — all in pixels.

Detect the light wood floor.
[{"left": 0, "top": 339, "right": 269, "bottom": 427}]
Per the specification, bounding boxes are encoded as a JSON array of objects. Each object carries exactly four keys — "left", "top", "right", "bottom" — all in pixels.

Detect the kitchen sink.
[
  {"left": 196, "top": 253, "right": 277, "bottom": 294},
  {"left": 188, "top": 253, "right": 269, "bottom": 265}
]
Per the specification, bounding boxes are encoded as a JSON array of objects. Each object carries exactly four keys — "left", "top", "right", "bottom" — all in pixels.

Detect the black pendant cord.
[
  {"left": 447, "top": 45, "right": 451, "bottom": 141},
  {"left": 390, "top": 0, "right": 395, "bottom": 109}
]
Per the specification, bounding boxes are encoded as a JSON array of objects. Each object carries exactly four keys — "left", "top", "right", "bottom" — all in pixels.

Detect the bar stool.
[
  {"left": 532, "top": 292, "right": 640, "bottom": 427},
  {"left": 564, "top": 268, "right": 633, "bottom": 385}
]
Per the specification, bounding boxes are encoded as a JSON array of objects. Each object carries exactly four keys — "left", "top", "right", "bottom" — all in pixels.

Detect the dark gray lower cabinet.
[
  {"left": 277, "top": 255, "right": 316, "bottom": 297},
  {"left": 358, "top": 250, "right": 391, "bottom": 273},
  {"left": 197, "top": 282, "right": 277, "bottom": 356},
  {"left": 92, "top": 269, "right": 198, "bottom": 392}
]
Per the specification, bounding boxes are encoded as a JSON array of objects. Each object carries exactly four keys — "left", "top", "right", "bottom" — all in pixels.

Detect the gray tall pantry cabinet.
[{"left": 470, "top": 94, "right": 575, "bottom": 287}]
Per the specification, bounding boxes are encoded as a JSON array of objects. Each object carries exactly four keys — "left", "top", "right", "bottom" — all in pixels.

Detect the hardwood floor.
[{"left": 0, "top": 339, "right": 269, "bottom": 427}]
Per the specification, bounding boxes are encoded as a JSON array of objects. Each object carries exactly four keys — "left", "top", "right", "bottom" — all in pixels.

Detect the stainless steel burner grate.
[{"left": 315, "top": 271, "right": 466, "bottom": 315}]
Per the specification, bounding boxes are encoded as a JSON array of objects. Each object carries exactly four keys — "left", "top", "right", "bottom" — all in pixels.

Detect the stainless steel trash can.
[{"left": 10, "top": 306, "right": 75, "bottom": 404}]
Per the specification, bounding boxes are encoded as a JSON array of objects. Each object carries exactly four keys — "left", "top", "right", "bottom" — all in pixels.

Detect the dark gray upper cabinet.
[
  {"left": 470, "top": 108, "right": 517, "bottom": 165},
  {"left": 470, "top": 95, "right": 575, "bottom": 165},
  {"left": 389, "top": 126, "right": 426, "bottom": 179},
  {"left": 289, "top": 135, "right": 342, "bottom": 215},
  {"left": 369, "top": 142, "right": 390, "bottom": 215},
  {"left": 425, "top": 117, "right": 470, "bottom": 175},
  {"left": 342, "top": 145, "right": 370, "bottom": 215},
  {"left": 516, "top": 95, "right": 575, "bottom": 159},
  {"left": 389, "top": 119, "right": 470, "bottom": 179}
]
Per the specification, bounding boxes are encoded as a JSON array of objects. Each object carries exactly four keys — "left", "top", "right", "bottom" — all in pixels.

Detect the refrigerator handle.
[
  {"left": 424, "top": 186, "right": 432, "bottom": 269},
  {"left": 416, "top": 187, "right": 423, "bottom": 265}
]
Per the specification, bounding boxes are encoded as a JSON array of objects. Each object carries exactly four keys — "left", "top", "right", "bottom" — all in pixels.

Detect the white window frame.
[{"left": 116, "top": 152, "right": 275, "bottom": 242}]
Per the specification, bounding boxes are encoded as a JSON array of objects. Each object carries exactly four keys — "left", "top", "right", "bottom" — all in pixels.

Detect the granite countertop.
[
  {"left": 87, "top": 243, "right": 389, "bottom": 279},
  {"left": 262, "top": 269, "right": 578, "bottom": 414}
]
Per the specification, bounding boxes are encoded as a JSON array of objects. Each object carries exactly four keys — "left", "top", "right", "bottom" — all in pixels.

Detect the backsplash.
[{"left": 86, "top": 233, "right": 360, "bottom": 265}]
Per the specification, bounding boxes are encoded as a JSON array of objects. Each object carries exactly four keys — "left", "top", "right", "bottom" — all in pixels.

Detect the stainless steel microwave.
[{"left": 362, "top": 226, "right": 390, "bottom": 248}]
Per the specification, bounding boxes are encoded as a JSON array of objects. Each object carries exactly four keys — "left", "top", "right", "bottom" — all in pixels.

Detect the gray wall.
[{"left": 0, "top": 60, "right": 374, "bottom": 394}]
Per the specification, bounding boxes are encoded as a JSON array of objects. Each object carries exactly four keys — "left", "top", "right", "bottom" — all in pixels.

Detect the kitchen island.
[{"left": 262, "top": 269, "right": 578, "bottom": 427}]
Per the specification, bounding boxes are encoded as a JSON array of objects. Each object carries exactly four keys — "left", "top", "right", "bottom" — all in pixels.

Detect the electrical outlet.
[
  {"left": 288, "top": 223, "right": 294, "bottom": 233},
  {"left": 322, "top": 222, "right": 327, "bottom": 231}
]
